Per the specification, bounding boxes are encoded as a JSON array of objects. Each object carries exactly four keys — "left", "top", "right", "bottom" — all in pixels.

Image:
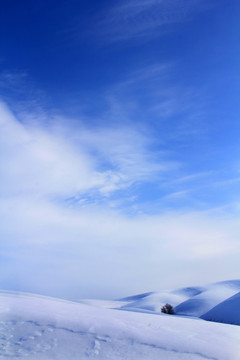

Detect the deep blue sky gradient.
[{"left": 1, "top": 0, "right": 240, "bottom": 212}]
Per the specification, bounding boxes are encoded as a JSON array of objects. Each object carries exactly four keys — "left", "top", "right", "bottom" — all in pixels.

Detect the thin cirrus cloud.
[
  {"left": 104, "top": 61, "right": 207, "bottom": 143},
  {"left": 96, "top": 0, "right": 211, "bottom": 43}
]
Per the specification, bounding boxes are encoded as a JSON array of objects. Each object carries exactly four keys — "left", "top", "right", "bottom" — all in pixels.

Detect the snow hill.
[
  {"left": 105, "top": 280, "right": 240, "bottom": 324},
  {"left": 201, "top": 291, "right": 240, "bottom": 325},
  {"left": 119, "top": 291, "right": 188, "bottom": 313},
  {"left": 174, "top": 280, "right": 240, "bottom": 317},
  {"left": 0, "top": 290, "right": 240, "bottom": 360}
]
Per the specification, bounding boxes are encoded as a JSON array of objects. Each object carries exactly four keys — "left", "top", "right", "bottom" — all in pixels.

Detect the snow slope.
[
  {"left": 120, "top": 291, "right": 188, "bottom": 313},
  {"left": 0, "top": 290, "right": 240, "bottom": 360},
  {"left": 174, "top": 280, "right": 240, "bottom": 317},
  {"left": 201, "top": 291, "right": 240, "bottom": 326},
  {"left": 114, "top": 280, "right": 240, "bottom": 321}
]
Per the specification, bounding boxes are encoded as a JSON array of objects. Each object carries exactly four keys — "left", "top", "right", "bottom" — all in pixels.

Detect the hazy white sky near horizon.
[{"left": 0, "top": 0, "right": 240, "bottom": 299}]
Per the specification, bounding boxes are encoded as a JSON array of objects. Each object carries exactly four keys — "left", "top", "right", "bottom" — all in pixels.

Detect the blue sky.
[{"left": 0, "top": 0, "right": 240, "bottom": 300}]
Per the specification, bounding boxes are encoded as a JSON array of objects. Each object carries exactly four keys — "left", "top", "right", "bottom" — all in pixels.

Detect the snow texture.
[{"left": 0, "top": 288, "right": 240, "bottom": 360}]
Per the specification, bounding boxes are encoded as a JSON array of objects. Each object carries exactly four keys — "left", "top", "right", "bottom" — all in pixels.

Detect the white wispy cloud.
[
  {"left": 1, "top": 101, "right": 239, "bottom": 300},
  {"left": 0, "top": 103, "right": 101, "bottom": 198},
  {"left": 0, "top": 102, "right": 172, "bottom": 199},
  {"left": 104, "top": 61, "right": 208, "bottom": 143},
  {"left": 0, "top": 71, "right": 28, "bottom": 89},
  {"left": 96, "top": 0, "right": 212, "bottom": 43}
]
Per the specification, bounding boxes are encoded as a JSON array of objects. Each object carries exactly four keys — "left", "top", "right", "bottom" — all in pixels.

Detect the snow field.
[{"left": 0, "top": 290, "right": 240, "bottom": 360}]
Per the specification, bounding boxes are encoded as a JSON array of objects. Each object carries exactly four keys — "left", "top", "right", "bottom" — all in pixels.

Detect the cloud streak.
[
  {"left": 0, "top": 102, "right": 171, "bottom": 199},
  {"left": 96, "top": 0, "right": 211, "bottom": 43}
]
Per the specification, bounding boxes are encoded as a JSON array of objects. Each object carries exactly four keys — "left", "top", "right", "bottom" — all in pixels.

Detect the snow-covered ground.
[
  {"left": 102, "top": 280, "right": 240, "bottom": 323},
  {"left": 0, "top": 285, "right": 240, "bottom": 360},
  {"left": 201, "top": 291, "right": 240, "bottom": 326},
  {"left": 174, "top": 280, "right": 240, "bottom": 318}
]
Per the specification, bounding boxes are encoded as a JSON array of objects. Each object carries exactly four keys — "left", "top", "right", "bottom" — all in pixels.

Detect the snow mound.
[
  {"left": 120, "top": 291, "right": 188, "bottom": 313},
  {"left": 213, "top": 279, "right": 240, "bottom": 288},
  {"left": 118, "top": 291, "right": 154, "bottom": 302},
  {"left": 172, "top": 286, "right": 205, "bottom": 297},
  {"left": 77, "top": 299, "right": 128, "bottom": 309},
  {"left": 115, "top": 280, "right": 240, "bottom": 318},
  {"left": 174, "top": 280, "right": 240, "bottom": 317},
  {"left": 1, "top": 290, "right": 240, "bottom": 359},
  {"left": 201, "top": 291, "right": 240, "bottom": 325}
]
